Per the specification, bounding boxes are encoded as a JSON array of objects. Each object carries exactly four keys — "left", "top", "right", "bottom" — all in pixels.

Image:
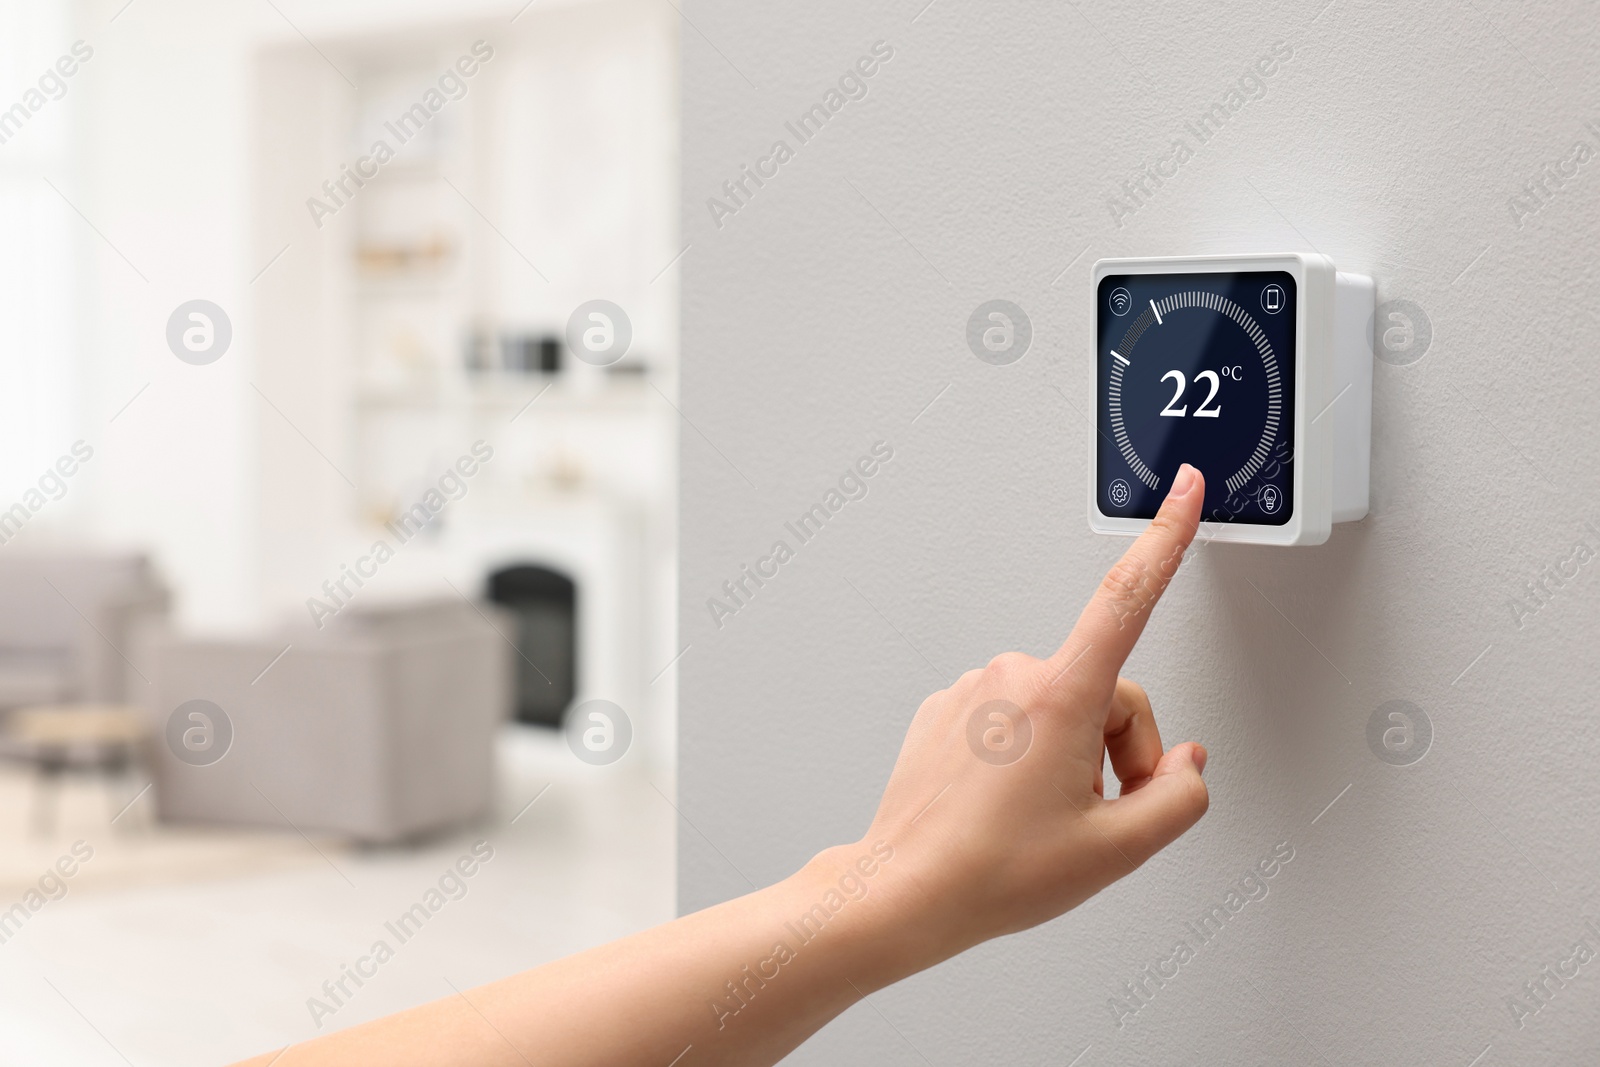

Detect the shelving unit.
[{"left": 250, "top": 0, "right": 680, "bottom": 771}]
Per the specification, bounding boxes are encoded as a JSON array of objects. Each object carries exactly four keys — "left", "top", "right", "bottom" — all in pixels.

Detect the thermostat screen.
[{"left": 1096, "top": 271, "right": 1296, "bottom": 525}]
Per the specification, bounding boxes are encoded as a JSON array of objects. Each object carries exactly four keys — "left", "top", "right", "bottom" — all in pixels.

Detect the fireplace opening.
[{"left": 486, "top": 563, "right": 577, "bottom": 727}]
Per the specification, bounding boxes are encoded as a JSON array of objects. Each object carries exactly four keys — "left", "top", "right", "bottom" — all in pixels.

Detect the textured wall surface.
[{"left": 679, "top": 2, "right": 1600, "bottom": 1062}]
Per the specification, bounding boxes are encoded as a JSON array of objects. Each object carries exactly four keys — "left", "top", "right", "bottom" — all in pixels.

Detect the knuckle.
[
  {"left": 1117, "top": 678, "right": 1154, "bottom": 717},
  {"left": 1147, "top": 511, "right": 1184, "bottom": 539},
  {"left": 1178, "top": 773, "right": 1211, "bottom": 820},
  {"left": 985, "top": 651, "right": 1037, "bottom": 679},
  {"left": 1101, "top": 558, "right": 1147, "bottom": 599},
  {"left": 1101, "top": 559, "right": 1153, "bottom": 624}
]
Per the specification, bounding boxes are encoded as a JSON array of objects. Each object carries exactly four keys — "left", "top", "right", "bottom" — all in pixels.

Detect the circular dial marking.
[{"left": 1106, "top": 290, "right": 1284, "bottom": 495}]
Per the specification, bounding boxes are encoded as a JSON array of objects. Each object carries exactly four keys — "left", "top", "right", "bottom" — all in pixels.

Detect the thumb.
[{"left": 1098, "top": 742, "right": 1209, "bottom": 867}]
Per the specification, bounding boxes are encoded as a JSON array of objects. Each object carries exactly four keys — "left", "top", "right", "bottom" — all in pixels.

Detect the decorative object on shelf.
[
  {"left": 384, "top": 327, "right": 437, "bottom": 386},
  {"left": 354, "top": 233, "right": 454, "bottom": 276},
  {"left": 544, "top": 450, "right": 587, "bottom": 493},
  {"left": 500, "top": 333, "right": 562, "bottom": 374}
]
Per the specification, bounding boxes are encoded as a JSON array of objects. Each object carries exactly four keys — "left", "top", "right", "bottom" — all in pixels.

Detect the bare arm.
[{"left": 240, "top": 466, "right": 1211, "bottom": 1067}]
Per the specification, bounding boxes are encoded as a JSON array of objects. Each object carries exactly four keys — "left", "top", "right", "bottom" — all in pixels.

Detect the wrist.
[{"left": 785, "top": 837, "right": 951, "bottom": 995}]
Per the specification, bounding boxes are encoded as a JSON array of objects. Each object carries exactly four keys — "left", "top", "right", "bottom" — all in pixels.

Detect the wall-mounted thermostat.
[{"left": 1089, "top": 253, "right": 1373, "bottom": 546}]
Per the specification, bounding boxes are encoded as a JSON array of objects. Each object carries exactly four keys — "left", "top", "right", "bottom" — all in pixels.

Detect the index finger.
[{"left": 1047, "top": 464, "right": 1204, "bottom": 687}]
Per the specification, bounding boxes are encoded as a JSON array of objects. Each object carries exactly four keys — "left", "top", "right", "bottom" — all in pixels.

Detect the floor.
[{"left": 0, "top": 728, "right": 677, "bottom": 1065}]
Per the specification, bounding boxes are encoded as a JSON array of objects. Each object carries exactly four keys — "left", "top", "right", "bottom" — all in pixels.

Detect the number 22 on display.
[{"left": 1158, "top": 365, "right": 1241, "bottom": 418}]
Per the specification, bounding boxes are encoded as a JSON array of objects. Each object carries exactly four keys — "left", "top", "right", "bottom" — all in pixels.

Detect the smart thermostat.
[{"left": 1090, "top": 253, "right": 1373, "bottom": 546}]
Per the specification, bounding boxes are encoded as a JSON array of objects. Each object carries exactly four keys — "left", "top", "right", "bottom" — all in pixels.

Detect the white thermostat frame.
[{"left": 1088, "top": 252, "right": 1373, "bottom": 547}]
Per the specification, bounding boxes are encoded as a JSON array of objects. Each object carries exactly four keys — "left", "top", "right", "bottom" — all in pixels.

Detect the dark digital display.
[{"left": 1096, "top": 271, "right": 1296, "bottom": 525}]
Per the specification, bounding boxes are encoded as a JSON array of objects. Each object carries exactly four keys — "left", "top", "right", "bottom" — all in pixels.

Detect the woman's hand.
[
  {"left": 843, "top": 463, "right": 1210, "bottom": 983},
  {"left": 235, "top": 465, "right": 1212, "bottom": 1067}
]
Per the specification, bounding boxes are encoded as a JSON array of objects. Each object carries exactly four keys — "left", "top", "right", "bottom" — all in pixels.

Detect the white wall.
[
  {"left": 680, "top": 2, "right": 1600, "bottom": 1063},
  {"left": 65, "top": 0, "right": 261, "bottom": 628},
  {"left": 0, "top": 6, "right": 79, "bottom": 508}
]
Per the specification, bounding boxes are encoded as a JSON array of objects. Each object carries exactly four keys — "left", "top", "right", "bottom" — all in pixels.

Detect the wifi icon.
[{"left": 1108, "top": 287, "right": 1132, "bottom": 316}]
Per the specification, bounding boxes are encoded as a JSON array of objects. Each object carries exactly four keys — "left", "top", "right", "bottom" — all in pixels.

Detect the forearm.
[
  {"left": 239, "top": 474, "right": 1212, "bottom": 1066},
  {"left": 240, "top": 839, "right": 921, "bottom": 1067}
]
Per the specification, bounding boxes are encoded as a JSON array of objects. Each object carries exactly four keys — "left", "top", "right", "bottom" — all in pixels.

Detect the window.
[{"left": 0, "top": 2, "right": 77, "bottom": 501}]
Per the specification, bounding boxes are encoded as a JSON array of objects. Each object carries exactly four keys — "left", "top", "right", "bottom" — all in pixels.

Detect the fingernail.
[
  {"left": 1193, "top": 744, "right": 1208, "bottom": 775},
  {"left": 1170, "top": 464, "right": 1199, "bottom": 499}
]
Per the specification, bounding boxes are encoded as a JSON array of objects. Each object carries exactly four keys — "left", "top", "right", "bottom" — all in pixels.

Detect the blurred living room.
[{"left": 0, "top": 1, "right": 679, "bottom": 1061}]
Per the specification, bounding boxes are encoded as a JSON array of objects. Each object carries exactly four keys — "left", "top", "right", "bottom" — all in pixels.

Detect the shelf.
[
  {"left": 353, "top": 378, "right": 661, "bottom": 416},
  {"left": 352, "top": 274, "right": 460, "bottom": 296}
]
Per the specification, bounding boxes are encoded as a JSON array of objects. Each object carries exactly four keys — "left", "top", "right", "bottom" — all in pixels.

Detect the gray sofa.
[
  {"left": 143, "top": 598, "right": 511, "bottom": 844},
  {"left": 0, "top": 552, "right": 169, "bottom": 709}
]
